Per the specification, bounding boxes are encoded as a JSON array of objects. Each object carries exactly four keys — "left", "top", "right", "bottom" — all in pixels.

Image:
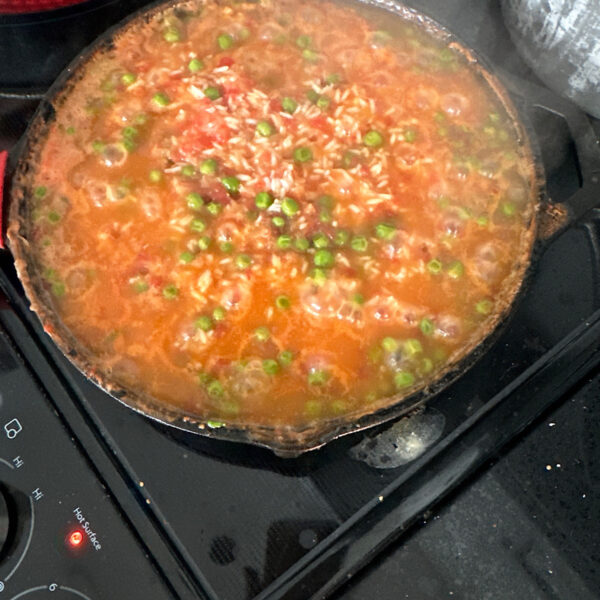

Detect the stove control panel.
[{"left": 0, "top": 327, "right": 174, "bottom": 599}]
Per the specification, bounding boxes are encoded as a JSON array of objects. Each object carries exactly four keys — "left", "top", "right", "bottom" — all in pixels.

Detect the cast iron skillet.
[{"left": 0, "top": 0, "right": 583, "bottom": 457}]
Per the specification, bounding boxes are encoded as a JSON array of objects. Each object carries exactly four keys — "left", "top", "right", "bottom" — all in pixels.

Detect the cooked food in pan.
[{"left": 23, "top": 0, "right": 537, "bottom": 427}]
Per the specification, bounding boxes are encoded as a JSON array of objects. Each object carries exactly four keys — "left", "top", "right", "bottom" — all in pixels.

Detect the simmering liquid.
[{"left": 27, "top": 0, "right": 537, "bottom": 426}]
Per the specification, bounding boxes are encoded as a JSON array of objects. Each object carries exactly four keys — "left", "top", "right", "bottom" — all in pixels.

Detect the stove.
[{"left": 0, "top": 1, "right": 599, "bottom": 599}]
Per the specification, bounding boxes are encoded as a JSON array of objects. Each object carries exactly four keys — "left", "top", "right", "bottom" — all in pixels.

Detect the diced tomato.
[
  {"left": 218, "top": 56, "right": 235, "bottom": 67},
  {"left": 269, "top": 98, "right": 281, "bottom": 112},
  {"left": 150, "top": 275, "right": 164, "bottom": 288},
  {"left": 177, "top": 110, "right": 231, "bottom": 159},
  {"left": 309, "top": 115, "right": 332, "bottom": 134},
  {"left": 339, "top": 266, "right": 358, "bottom": 278}
]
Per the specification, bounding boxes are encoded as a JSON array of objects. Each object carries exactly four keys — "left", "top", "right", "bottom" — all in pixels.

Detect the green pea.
[
  {"left": 278, "top": 350, "right": 294, "bottom": 366},
  {"left": 277, "top": 235, "right": 292, "bottom": 249},
  {"left": 312, "top": 232, "right": 329, "bottom": 248},
  {"left": 375, "top": 223, "right": 396, "bottom": 240},
  {"left": 293, "top": 147, "right": 313, "bottom": 163},
  {"left": 163, "top": 285, "right": 179, "bottom": 300},
  {"left": 122, "top": 138, "right": 137, "bottom": 153},
  {"left": 179, "top": 251, "right": 195, "bottom": 264},
  {"left": 342, "top": 150, "right": 358, "bottom": 168},
  {"left": 256, "top": 121, "right": 275, "bottom": 137},
  {"left": 181, "top": 164, "right": 195, "bottom": 177},
  {"left": 213, "top": 306, "right": 226, "bottom": 321},
  {"left": 502, "top": 202, "right": 516, "bottom": 216},
  {"left": 272, "top": 216, "right": 285, "bottom": 228},
  {"left": 476, "top": 299, "right": 493, "bottom": 315},
  {"left": 351, "top": 236, "right": 368, "bottom": 252},
  {"left": 296, "top": 34, "right": 312, "bottom": 49},
  {"left": 197, "top": 236, "right": 211, "bottom": 251},
  {"left": 394, "top": 371, "right": 415, "bottom": 389},
  {"left": 447, "top": 260, "right": 464, "bottom": 279},
  {"left": 318, "top": 195, "right": 335, "bottom": 209},
  {"left": 219, "top": 241, "right": 233, "bottom": 253},
  {"left": 314, "top": 249, "right": 334, "bottom": 268},
  {"left": 311, "top": 268, "right": 328, "bottom": 285},
  {"left": 204, "top": 86, "right": 221, "bottom": 100},
  {"left": 195, "top": 315, "right": 213, "bottom": 331},
  {"left": 217, "top": 33, "right": 234, "bottom": 50},
  {"left": 302, "top": 48, "right": 319, "bottom": 63},
  {"left": 121, "top": 73, "right": 137, "bottom": 86},
  {"left": 325, "top": 73, "right": 341, "bottom": 84},
  {"left": 419, "top": 318, "right": 434, "bottom": 336},
  {"left": 275, "top": 295, "right": 291, "bottom": 309},
  {"left": 404, "top": 338, "right": 423, "bottom": 357},
  {"left": 306, "top": 89, "right": 319, "bottom": 104},
  {"left": 420, "top": 358, "right": 434, "bottom": 374},
  {"left": 221, "top": 176, "right": 240, "bottom": 195},
  {"left": 403, "top": 128, "right": 417, "bottom": 143},
  {"left": 52, "top": 281, "right": 66, "bottom": 298},
  {"left": 364, "top": 130, "right": 384, "bottom": 148},
  {"left": 48, "top": 211, "right": 61, "bottom": 224},
  {"left": 152, "top": 92, "right": 170, "bottom": 107},
  {"left": 335, "top": 230, "right": 350, "bottom": 246},
  {"left": 281, "top": 197, "right": 299, "bottom": 216},
  {"left": 308, "top": 369, "right": 329, "bottom": 386},
  {"left": 206, "top": 202, "right": 221, "bottom": 216},
  {"left": 427, "top": 258, "right": 443, "bottom": 274},
  {"left": 188, "top": 58, "right": 204, "bottom": 73},
  {"left": 295, "top": 237, "right": 309, "bottom": 251},
  {"left": 262, "top": 359, "right": 280, "bottom": 375},
  {"left": 198, "top": 372, "right": 212, "bottom": 385},
  {"left": 382, "top": 337, "right": 399, "bottom": 352},
  {"left": 163, "top": 26, "right": 181, "bottom": 43},
  {"left": 200, "top": 158, "right": 218, "bottom": 175},
  {"left": 255, "top": 191, "right": 273, "bottom": 209},
  {"left": 206, "top": 380, "right": 224, "bottom": 398},
  {"left": 352, "top": 293, "right": 365, "bottom": 305},
  {"left": 281, "top": 97, "right": 298, "bottom": 114},
  {"left": 255, "top": 326, "right": 270, "bottom": 341},
  {"left": 190, "top": 218, "right": 206, "bottom": 233},
  {"left": 132, "top": 278, "right": 149, "bottom": 293},
  {"left": 149, "top": 169, "right": 162, "bottom": 183},
  {"left": 316, "top": 96, "right": 330, "bottom": 111},
  {"left": 235, "top": 254, "right": 252, "bottom": 269},
  {"left": 319, "top": 210, "right": 332, "bottom": 223},
  {"left": 186, "top": 192, "right": 204, "bottom": 211},
  {"left": 92, "top": 140, "right": 106, "bottom": 153}
]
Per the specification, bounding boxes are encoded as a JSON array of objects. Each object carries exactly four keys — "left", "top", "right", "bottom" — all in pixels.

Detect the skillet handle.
[
  {"left": 499, "top": 70, "right": 600, "bottom": 238},
  {"left": 0, "top": 150, "right": 7, "bottom": 250}
]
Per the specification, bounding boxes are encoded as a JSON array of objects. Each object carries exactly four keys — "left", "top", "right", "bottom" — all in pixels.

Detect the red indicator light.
[{"left": 68, "top": 530, "right": 84, "bottom": 547}]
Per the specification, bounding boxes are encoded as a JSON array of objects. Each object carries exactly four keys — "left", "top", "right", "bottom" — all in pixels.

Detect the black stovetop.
[{"left": 0, "top": 1, "right": 599, "bottom": 599}]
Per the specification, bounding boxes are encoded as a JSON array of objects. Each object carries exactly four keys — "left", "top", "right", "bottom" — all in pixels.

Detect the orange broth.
[{"left": 29, "top": 0, "right": 537, "bottom": 427}]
